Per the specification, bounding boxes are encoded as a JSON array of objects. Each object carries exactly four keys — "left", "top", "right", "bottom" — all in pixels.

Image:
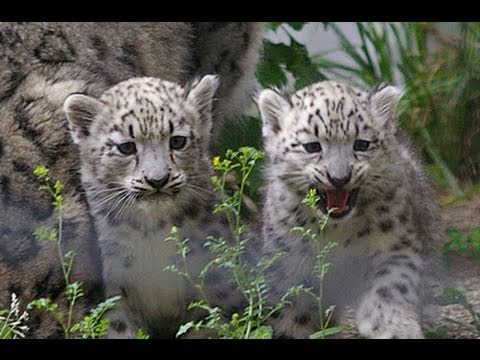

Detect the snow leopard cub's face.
[
  {"left": 258, "top": 81, "right": 403, "bottom": 220},
  {"left": 65, "top": 75, "right": 218, "bottom": 220}
]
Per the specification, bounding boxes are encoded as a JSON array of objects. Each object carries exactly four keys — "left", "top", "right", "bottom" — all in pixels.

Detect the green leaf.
[
  {"left": 71, "top": 296, "right": 121, "bottom": 338},
  {"left": 0, "top": 320, "right": 13, "bottom": 339},
  {"left": 443, "top": 226, "right": 480, "bottom": 260},
  {"left": 426, "top": 165, "right": 451, "bottom": 189},
  {"left": 66, "top": 282, "right": 84, "bottom": 303},
  {"left": 33, "top": 226, "right": 57, "bottom": 242},
  {"left": 136, "top": 328, "right": 150, "bottom": 339},
  {"left": 54, "top": 180, "right": 64, "bottom": 195},
  {"left": 28, "top": 298, "right": 58, "bottom": 313},
  {"left": 328, "top": 23, "right": 370, "bottom": 74},
  {"left": 33, "top": 166, "right": 49, "bottom": 178},
  {"left": 176, "top": 322, "right": 195, "bottom": 338},
  {"left": 309, "top": 326, "right": 344, "bottom": 339},
  {"left": 287, "top": 22, "right": 307, "bottom": 31},
  {"left": 436, "top": 287, "right": 468, "bottom": 307},
  {"left": 256, "top": 41, "right": 290, "bottom": 88},
  {"left": 90, "top": 296, "right": 121, "bottom": 316},
  {"left": 64, "top": 250, "right": 76, "bottom": 261},
  {"left": 286, "top": 36, "right": 324, "bottom": 89},
  {"left": 249, "top": 325, "right": 273, "bottom": 339},
  {"left": 269, "top": 22, "right": 308, "bottom": 32},
  {"left": 270, "top": 22, "right": 282, "bottom": 31}
]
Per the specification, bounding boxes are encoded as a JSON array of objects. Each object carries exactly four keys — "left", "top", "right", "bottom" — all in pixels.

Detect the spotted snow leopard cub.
[
  {"left": 258, "top": 81, "right": 439, "bottom": 339},
  {"left": 64, "top": 75, "right": 245, "bottom": 338}
]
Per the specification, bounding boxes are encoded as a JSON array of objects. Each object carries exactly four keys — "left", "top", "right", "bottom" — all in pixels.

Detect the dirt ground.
[{"left": 337, "top": 191, "right": 480, "bottom": 339}]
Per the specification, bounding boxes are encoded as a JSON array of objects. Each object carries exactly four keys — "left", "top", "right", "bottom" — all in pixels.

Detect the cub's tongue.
[{"left": 325, "top": 189, "right": 350, "bottom": 213}]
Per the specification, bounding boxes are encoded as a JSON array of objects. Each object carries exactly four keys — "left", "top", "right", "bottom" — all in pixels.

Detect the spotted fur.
[
  {"left": 65, "top": 76, "right": 249, "bottom": 338},
  {"left": 0, "top": 22, "right": 264, "bottom": 338},
  {"left": 258, "top": 81, "right": 440, "bottom": 339}
]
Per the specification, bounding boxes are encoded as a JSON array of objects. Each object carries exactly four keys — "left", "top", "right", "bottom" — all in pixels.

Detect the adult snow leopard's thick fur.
[
  {"left": 258, "top": 81, "right": 440, "bottom": 338},
  {"left": 0, "top": 22, "right": 264, "bottom": 338}
]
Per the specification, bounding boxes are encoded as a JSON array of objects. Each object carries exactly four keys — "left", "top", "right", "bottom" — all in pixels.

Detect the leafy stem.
[{"left": 30, "top": 166, "right": 119, "bottom": 339}]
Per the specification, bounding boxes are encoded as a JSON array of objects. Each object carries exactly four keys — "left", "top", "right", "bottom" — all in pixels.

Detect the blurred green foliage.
[
  {"left": 257, "top": 23, "right": 325, "bottom": 90},
  {"left": 443, "top": 227, "right": 480, "bottom": 260}
]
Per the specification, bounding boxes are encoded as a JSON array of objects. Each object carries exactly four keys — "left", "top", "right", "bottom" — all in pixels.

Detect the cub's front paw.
[
  {"left": 357, "top": 304, "right": 423, "bottom": 339},
  {"left": 107, "top": 318, "right": 137, "bottom": 339}
]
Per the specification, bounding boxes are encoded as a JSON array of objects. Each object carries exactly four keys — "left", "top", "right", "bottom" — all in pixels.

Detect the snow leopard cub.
[
  {"left": 258, "top": 81, "right": 439, "bottom": 339},
  {"left": 64, "top": 75, "right": 242, "bottom": 338}
]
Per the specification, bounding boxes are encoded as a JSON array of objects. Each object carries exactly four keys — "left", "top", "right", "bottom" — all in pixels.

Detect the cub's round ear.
[
  {"left": 187, "top": 74, "right": 220, "bottom": 119},
  {"left": 186, "top": 74, "right": 220, "bottom": 142},
  {"left": 257, "top": 88, "right": 291, "bottom": 137},
  {"left": 370, "top": 84, "right": 404, "bottom": 128},
  {"left": 64, "top": 94, "right": 103, "bottom": 144}
]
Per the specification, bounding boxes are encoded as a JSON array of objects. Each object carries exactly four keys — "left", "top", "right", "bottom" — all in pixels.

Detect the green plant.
[
  {"left": 290, "top": 189, "right": 344, "bottom": 339},
  {"left": 0, "top": 293, "right": 29, "bottom": 339},
  {"left": 69, "top": 296, "right": 121, "bottom": 339},
  {"left": 28, "top": 166, "right": 84, "bottom": 338},
  {"left": 26, "top": 166, "right": 120, "bottom": 339},
  {"left": 165, "top": 147, "right": 305, "bottom": 339},
  {"left": 257, "top": 22, "right": 326, "bottom": 91},
  {"left": 136, "top": 328, "right": 150, "bottom": 339},
  {"left": 443, "top": 226, "right": 480, "bottom": 261}
]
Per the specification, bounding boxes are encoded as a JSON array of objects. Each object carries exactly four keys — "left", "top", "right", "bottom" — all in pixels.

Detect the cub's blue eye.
[
  {"left": 303, "top": 142, "right": 322, "bottom": 153},
  {"left": 117, "top": 142, "right": 137, "bottom": 155},
  {"left": 170, "top": 136, "right": 187, "bottom": 150},
  {"left": 353, "top": 139, "right": 370, "bottom": 152}
]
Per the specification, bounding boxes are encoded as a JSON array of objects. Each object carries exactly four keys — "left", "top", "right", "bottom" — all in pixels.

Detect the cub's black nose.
[
  {"left": 326, "top": 172, "right": 351, "bottom": 188},
  {"left": 145, "top": 175, "right": 169, "bottom": 191}
]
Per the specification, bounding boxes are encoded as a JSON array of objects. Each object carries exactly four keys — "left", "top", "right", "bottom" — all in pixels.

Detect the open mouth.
[{"left": 318, "top": 188, "right": 359, "bottom": 219}]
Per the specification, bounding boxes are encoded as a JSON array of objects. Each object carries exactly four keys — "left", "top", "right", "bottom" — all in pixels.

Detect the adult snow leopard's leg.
[
  {"left": 189, "top": 22, "right": 265, "bottom": 132},
  {"left": 0, "top": 94, "right": 103, "bottom": 338}
]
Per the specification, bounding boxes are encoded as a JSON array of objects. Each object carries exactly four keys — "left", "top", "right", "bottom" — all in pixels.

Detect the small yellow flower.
[
  {"left": 231, "top": 313, "right": 239, "bottom": 322},
  {"left": 213, "top": 156, "right": 221, "bottom": 167}
]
